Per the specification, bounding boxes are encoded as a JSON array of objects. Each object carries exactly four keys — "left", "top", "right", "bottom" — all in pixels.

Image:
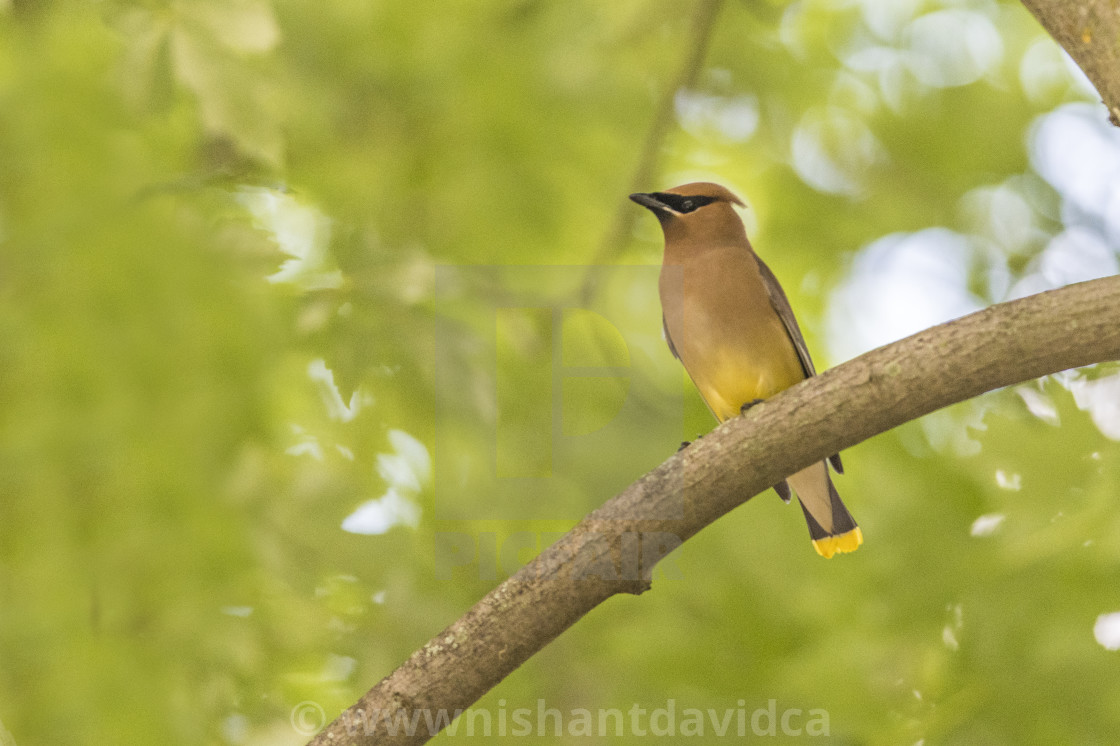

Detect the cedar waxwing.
[{"left": 630, "top": 182, "right": 861, "bottom": 558}]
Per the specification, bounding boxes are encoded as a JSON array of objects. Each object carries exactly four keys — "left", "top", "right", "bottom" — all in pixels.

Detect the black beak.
[{"left": 629, "top": 192, "right": 670, "bottom": 213}]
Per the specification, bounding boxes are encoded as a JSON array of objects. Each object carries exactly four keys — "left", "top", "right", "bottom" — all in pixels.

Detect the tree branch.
[
  {"left": 309, "top": 276, "right": 1120, "bottom": 745},
  {"left": 1021, "top": 0, "right": 1120, "bottom": 126}
]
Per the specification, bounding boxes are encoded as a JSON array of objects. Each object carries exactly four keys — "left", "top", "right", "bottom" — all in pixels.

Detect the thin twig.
[{"left": 580, "top": 0, "right": 724, "bottom": 305}]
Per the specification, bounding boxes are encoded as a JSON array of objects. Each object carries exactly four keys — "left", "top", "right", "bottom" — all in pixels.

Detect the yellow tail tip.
[{"left": 812, "top": 527, "right": 863, "bottom": 558}]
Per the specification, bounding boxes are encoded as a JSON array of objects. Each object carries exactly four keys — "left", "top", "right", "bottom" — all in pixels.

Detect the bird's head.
[{"left": 629, "top": 182, "right": 747, "bottom": 245}]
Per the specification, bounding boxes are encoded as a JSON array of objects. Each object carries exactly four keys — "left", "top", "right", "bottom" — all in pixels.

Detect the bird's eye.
[{"left": 649, "top": 192, "right": 716, "bottom": 213}]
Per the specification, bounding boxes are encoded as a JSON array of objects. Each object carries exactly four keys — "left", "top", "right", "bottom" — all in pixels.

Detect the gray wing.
[
  {"left": 662, "top": 315, "right": 680, "bottom": 360},
  {"left": 756, "top": 257, "right": 844, "bottom": 474},
  {"left": 757, "top": 256, "right": 816, "bottom": 377}
]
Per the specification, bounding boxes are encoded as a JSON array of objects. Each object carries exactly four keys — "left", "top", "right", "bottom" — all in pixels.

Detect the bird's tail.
[{"left": 787, "top": 462, "right": 861, "bottom": 558}]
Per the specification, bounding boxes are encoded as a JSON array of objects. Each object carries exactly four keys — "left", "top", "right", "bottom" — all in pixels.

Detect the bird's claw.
[
  {"left": 740, "top": 398, "right": 765, "bottom": 415},
  {"left": 677, "top": 433, "right": 705, "bottom": 452}
]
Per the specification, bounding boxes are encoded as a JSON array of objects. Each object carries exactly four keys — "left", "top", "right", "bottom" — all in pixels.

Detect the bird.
[{"left": 630, "top": 182, "right": 861, "bottom": 558}]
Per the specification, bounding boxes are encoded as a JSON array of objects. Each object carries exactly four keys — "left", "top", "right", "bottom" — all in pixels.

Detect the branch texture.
[
  {"left": 1022, "top": 0, "right": 1120, "bottom": 125},
  {"left": 310, "top": 276, "right": 1120, "bottom": 745}
]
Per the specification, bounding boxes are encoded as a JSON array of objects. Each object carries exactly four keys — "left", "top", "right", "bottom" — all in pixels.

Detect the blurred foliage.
[{"left": 1, "top": 1, "right": 1119, "bottom": 744}]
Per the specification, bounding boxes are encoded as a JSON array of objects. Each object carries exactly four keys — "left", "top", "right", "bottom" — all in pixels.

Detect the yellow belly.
[
  {"left": 688, "top": 340, "right": 804, "bottom": 421},
  {"left": 660, "top": 246, "right": 807, "bottom": 423}
]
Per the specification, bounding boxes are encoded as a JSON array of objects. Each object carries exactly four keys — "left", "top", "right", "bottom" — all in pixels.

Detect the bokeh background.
[{"left": 2, "top": 0, "right": 1120, "bottom": 743}]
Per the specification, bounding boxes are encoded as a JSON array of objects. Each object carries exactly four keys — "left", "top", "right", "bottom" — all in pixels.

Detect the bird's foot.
[
  {"left": 677, "top": 433, "right": 705, "bottom": 452},
  {"left": 739, "top": 398, "right": 765, "bottom": 415}
]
